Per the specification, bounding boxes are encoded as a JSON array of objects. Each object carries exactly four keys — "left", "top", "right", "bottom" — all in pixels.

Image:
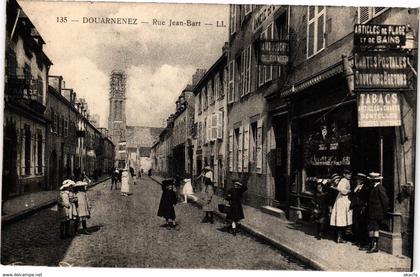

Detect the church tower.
[{"left": 108, "top": 70, "right": 127, "bottom": 167}]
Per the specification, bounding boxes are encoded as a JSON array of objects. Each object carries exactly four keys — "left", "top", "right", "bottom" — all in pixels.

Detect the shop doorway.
[
  {"left": 353, "top": 127, "right": 395, "bottom": 207},
  {"left": 273, "top": 114, "right": 288, "bottom": 207}
]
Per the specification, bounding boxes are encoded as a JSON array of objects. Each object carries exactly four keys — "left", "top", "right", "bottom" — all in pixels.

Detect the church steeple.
[{"left": 108, "top": 70, "right": 127, "bottom": 146}]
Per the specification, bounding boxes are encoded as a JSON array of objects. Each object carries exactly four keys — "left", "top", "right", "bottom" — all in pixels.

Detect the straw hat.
[
  {"left": 367, "top": 172, "right": 383, "bottom": 180},
  {"left": 74, "top": 181, "right": 88, "bottom": 187},
  {"left": 204, "top": 166, "right": 212, "bottom": 171},
  {"left": 354, "top": 173, "right": 367, "bottom": 179},
  {"left": 60, "top": 180, "right": 75, "bottom": 190},
  {"left": 330, "top": 173, "right": 341, "bottom": 182}
]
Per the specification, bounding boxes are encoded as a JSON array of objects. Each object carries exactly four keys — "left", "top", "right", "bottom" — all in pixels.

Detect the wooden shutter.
[
  {"left": 217, "top": 111, "right": 223, "bottom": 139},
  {"left": 256, "top": 119, "right": 263, "bottom": 173},
  {"left": 228, "top": 60, "right": 235, "bottom": 103},
  {"left": 246, "top": 46, "right": 252, "bottom": 94},
  {"left": 243, "top": 124, "right": 249, "bottom": 172},
  {"left": 213, "top": 158, "right": 218, "bottom": 187},
  {"left": 211, "top": 113, "right": 218, "bottom": 141},
  {"left": 238, "top": 126, "right": 243, "bottom": 172},
  {"left": 229, "top": 129, "right": 234, "bottom": 172}
]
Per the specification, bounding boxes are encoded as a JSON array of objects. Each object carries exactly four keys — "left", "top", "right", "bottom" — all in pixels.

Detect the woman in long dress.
[
  {"left": 330, "top": 170, "right": 353, "bottom": 243},
  {"left": 121, "top": 169, "right": 130, "bottom": 196},
  {"left": 225, "top": 179, "right": 248, "bottom": 236},
  {"left": 157, "top": 179, "right": 178, "bottom": 229},
  {"left": 201, "top": 166, "right": 216, "bottom": 224},
  {"left": 181, "top": 178, "right": 193, "bottom": 203}
]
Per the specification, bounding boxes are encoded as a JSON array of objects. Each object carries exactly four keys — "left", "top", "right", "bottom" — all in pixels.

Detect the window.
[
  {"left": 228, "top": 60, "right": 235, "bottom": 104},
  {"left": 250, "top": 121, "right": 258, "bottom": 169},
  {"left": 230, "top": 5, "right": 238, "bottom": 35},
  {"left": 204, "top": 87, "right": 208, "bottom": 110},
  {"left": 217, "top": 111, "right": 223, "bottom": 140},
  {"left": 198, "top": 91, "right": 202, "bottom": 114},
  {"left": 37, "top": 131, "right": 43, "bottom": 174},
  {"left": 358, "top": 7, "right": 387, "bottom": 24},
  {"left": 64, "top": 119, "right": 69, "bottom": 137},
  {"left": 214, "top": 73, "right": 220, "bottom": 100},
  {"left": 256, "top": 119, "right": 263, "bottom": 174},
  {"left": 234, "top": 128, "right": 241, "bottom": 172},
  {"left": 307, "top": 6, "right": 326, "bottom": 58},
  {"left": 208, "top": 80, "right": 214, "bottom": 105},
  {"left": 24, "top": 125, "right": 31, "bottom": 176},
  {"left": 50, "top": 109, "right": 55, "bottom": 133},
  {"left": 240, "top": 45, "right": 252, "bottom": 97},
  {"left": 259, "top": 24, "right": 274, "bottom": 86},
  {"left": 222, "top": 66, "right": 228, "bottom": 98}
]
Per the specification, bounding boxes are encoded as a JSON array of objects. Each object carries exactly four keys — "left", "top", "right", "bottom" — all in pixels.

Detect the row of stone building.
[
  {"left": 151, "top": 4, "right": 417, "bottom": 256},
  {"left": 3, "top": 0, "right": 115, "bottom": 199}
]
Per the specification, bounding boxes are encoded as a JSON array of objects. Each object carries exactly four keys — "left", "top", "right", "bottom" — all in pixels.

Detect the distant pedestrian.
[
  {"left": 129, "top": 166, "right": 137, "bottom": 185},
  {"left": 157, "top": 179, "right": 178, "bottom": 229},
  {"left": 311, "top": 179, "right": 329, "bottom": 240},
  {"left": 148, "top": 168, "right": 152, "bottom": 176},
  {"left": 181, "top": 178, "right": 193, "bottom": 203},
  {"left": 121, "top": 169, "right": 130, "bottom": 196},
  {"left": 366, "top": 172, "right": 389, "bottom": 253},
  {"left": 225, "top": 179, "right": 247, "bottom": 236},
  {"left": 58, "top": 180, "right": 77, "bottom": 239},
  {"left": 330, "top": 170, "right": 353, "bottom": 243},
  {"left": 111, "top": 169, "right": 119, "bottom": 190},
  {"left": 118, "top": 169, "right": 123, "bottom": 182},
  {"left": 74, "top": 181, "right": 91, "bottom": 235},
  {"left": 201, "top": 166, "right": 216, "bottom": 224},
  {"left": 138, "top": 170, "right": 142, "bottom": 179}
]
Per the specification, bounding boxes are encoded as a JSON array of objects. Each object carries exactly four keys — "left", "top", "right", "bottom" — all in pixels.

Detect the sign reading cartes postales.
[
  {"left": 354, "top": 24, "right": 406, "bottom": 48},
  {"left": 354, "top": 51, "right": 409, "bottom": 89},
  {"left": 357, "top": 91, "right": 401, "bottom": 127}
]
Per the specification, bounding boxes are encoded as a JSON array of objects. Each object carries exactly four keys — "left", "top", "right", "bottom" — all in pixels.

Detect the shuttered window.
[
  {"left": 228, "top": 60, "right": 235, "bottom": 104},
  {"left": 217, "top": 111, "right": 223, "bottom": 140},
  {"left": 358, "top": 7, "right": 388, "bottom": 24}
]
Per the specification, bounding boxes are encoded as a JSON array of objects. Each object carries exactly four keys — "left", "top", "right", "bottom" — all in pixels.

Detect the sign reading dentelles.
[
  {"left": 354, "top": 52, "right": 409, "bottom": 89},
  {"left": 358, "top": 91, "right": 401, "bottom": 127},
  {"left": 259, "top": 40, "right": 289, "bottom": 65},
  {"left": 354, "top": 24, "right": 406, "bottom": 47}
]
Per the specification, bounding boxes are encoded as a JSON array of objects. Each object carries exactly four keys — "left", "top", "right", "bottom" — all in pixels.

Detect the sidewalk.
[
  {"left": 149, "top": 175, "right": 411, "bottom": 271},
  {"left": 1, "top": 176, "right": 111, "bottom": 226}
]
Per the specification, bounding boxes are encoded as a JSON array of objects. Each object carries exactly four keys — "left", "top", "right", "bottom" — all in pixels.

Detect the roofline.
[{"left": 192, "top": 52, "right": 227, "bottom": 95}]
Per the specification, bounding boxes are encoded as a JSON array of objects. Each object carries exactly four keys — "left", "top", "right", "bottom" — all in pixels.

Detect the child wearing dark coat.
[
  {"left": 157, "top": 179, "right": 178, "bottom": 229},
  {"left": 225, "top": 179, "right": 248, "bottom": 236},
  {"left": 312, "top": 180, "right": 329, "bottom": 240}
]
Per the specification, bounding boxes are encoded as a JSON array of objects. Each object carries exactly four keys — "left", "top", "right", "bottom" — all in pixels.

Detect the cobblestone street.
[{"left": 1, "top": 177, "right": 309, "bottom": 270}]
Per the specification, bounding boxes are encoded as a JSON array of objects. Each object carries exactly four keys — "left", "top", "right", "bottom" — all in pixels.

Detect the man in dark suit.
[{"left": 366, "top": 172, "right": 389, "bottom": 253}]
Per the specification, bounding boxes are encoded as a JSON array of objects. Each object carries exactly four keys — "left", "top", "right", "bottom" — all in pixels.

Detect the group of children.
[
  {"left": 312, "top": 171, "right": 389, "bottom": 253},
  {"left": 58, "top": 179, "right": 91, "bottom": 239}
]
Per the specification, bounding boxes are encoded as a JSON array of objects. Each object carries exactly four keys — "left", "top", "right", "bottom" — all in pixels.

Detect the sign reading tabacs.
[
  {"left": 357, "top": 91, "right": 401, "bottom": 127},
  {"left": 354, "top": 24, "right": 406, "bottom": 48}
]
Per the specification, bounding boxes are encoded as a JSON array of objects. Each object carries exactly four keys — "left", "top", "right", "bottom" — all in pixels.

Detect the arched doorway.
[{"left": 49, "top": 150, "right": 57, "bottom": 190}]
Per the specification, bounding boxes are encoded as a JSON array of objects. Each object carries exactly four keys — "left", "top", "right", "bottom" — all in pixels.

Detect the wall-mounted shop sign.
[
  {"left": 357, "top": 91, "right": 401, "bottom": 127},
  {"left": 354, "top": 52, "right": 409, "bottom": 89},
  {"left": 259, "top": 40, "right": 289, "bottom": 65},
  {"left": 354, "top": 24, "right": 407, "bottom": 48}
]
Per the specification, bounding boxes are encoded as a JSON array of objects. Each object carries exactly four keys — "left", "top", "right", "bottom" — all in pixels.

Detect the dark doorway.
[
  {"left": 49, "top": 151, "right": 57, "bottom": 190},
  {"left": 273, "top": 114, "right": 288, "bottom": 207},
  {"left": 3, "top": 123, "right": 18, "bottom": 197}
]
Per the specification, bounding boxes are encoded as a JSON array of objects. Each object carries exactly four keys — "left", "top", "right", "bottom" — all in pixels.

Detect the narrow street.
[{"left": 1, "top": 177, "right": 309, "bottom": 270}]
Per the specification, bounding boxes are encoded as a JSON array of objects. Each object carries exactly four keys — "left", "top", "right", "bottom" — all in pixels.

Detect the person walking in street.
[
  {"left": 121, "top": 168, "right": 130, "bottom": 196},
  {"left": 312, "top": 179, "right": 329, "bottom": 240},
  {"left": 74, "top": 181, "right": 91, "bottom": 235},
  {"left": 366, "top": 172, "right": 389, "bottom": 253},
  {"left": 111, "top": 169, "right": 119, "bottom": 190},
  {"left": 201, "top": 166, "right": 216, "bottom": 224},
  {"left": 225, "top": 179, "right": 247, "bottom": 236},
  {"left": 330, "top": 170, "right": 353, "bottom": 243},
  {"left": 157, "top": 179, "right": 178, "bottom": 229},
  {"left": 181, "top": 178, "right": 193, "bottom": 203},
  {"left": 350, "top": 173, "right": 371, "bottom": 249},
  {"left": 58, "top": 180, "right": 77, "bottom": 239}
]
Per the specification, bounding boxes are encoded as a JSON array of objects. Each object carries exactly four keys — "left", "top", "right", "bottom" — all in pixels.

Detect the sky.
[{"left": 18, "top": 0, "right": 229, "bottom": 128}]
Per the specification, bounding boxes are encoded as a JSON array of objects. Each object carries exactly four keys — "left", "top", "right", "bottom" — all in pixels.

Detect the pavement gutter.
[
  {"left": 1, "top": 177, "right": 111, "bottom": 226},
  {"left": 148, "top": 175, "right": 324, "bottom": 270}
]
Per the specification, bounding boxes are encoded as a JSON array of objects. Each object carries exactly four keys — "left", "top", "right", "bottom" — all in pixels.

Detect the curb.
[
  {"left": 1, "top": 177, "right": 111, "bottom": 226},
  {"left": 148, "top": 175, "right": 322, "bottom": 270}
]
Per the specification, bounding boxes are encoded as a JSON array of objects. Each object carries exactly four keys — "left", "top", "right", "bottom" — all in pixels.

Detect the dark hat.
[
  {"left": 330, "top": 173, "right": 341, "bottom": 182},
  {"left": 162, "top": 179, "right": 175, "bottom": 187},
  {"left": 367, "top": 172, "right": 383, "bottom": 180},
  {"left": 342, "top": 169, "right": 352, "bottom": 175},
  {"left": 354, "top": 173, "right": 367, "bottom": 179}
]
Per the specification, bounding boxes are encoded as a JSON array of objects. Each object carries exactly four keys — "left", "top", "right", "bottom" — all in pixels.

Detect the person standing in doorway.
[{"left": 366, "top": 172, "right": 389, "bottom": 253}]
